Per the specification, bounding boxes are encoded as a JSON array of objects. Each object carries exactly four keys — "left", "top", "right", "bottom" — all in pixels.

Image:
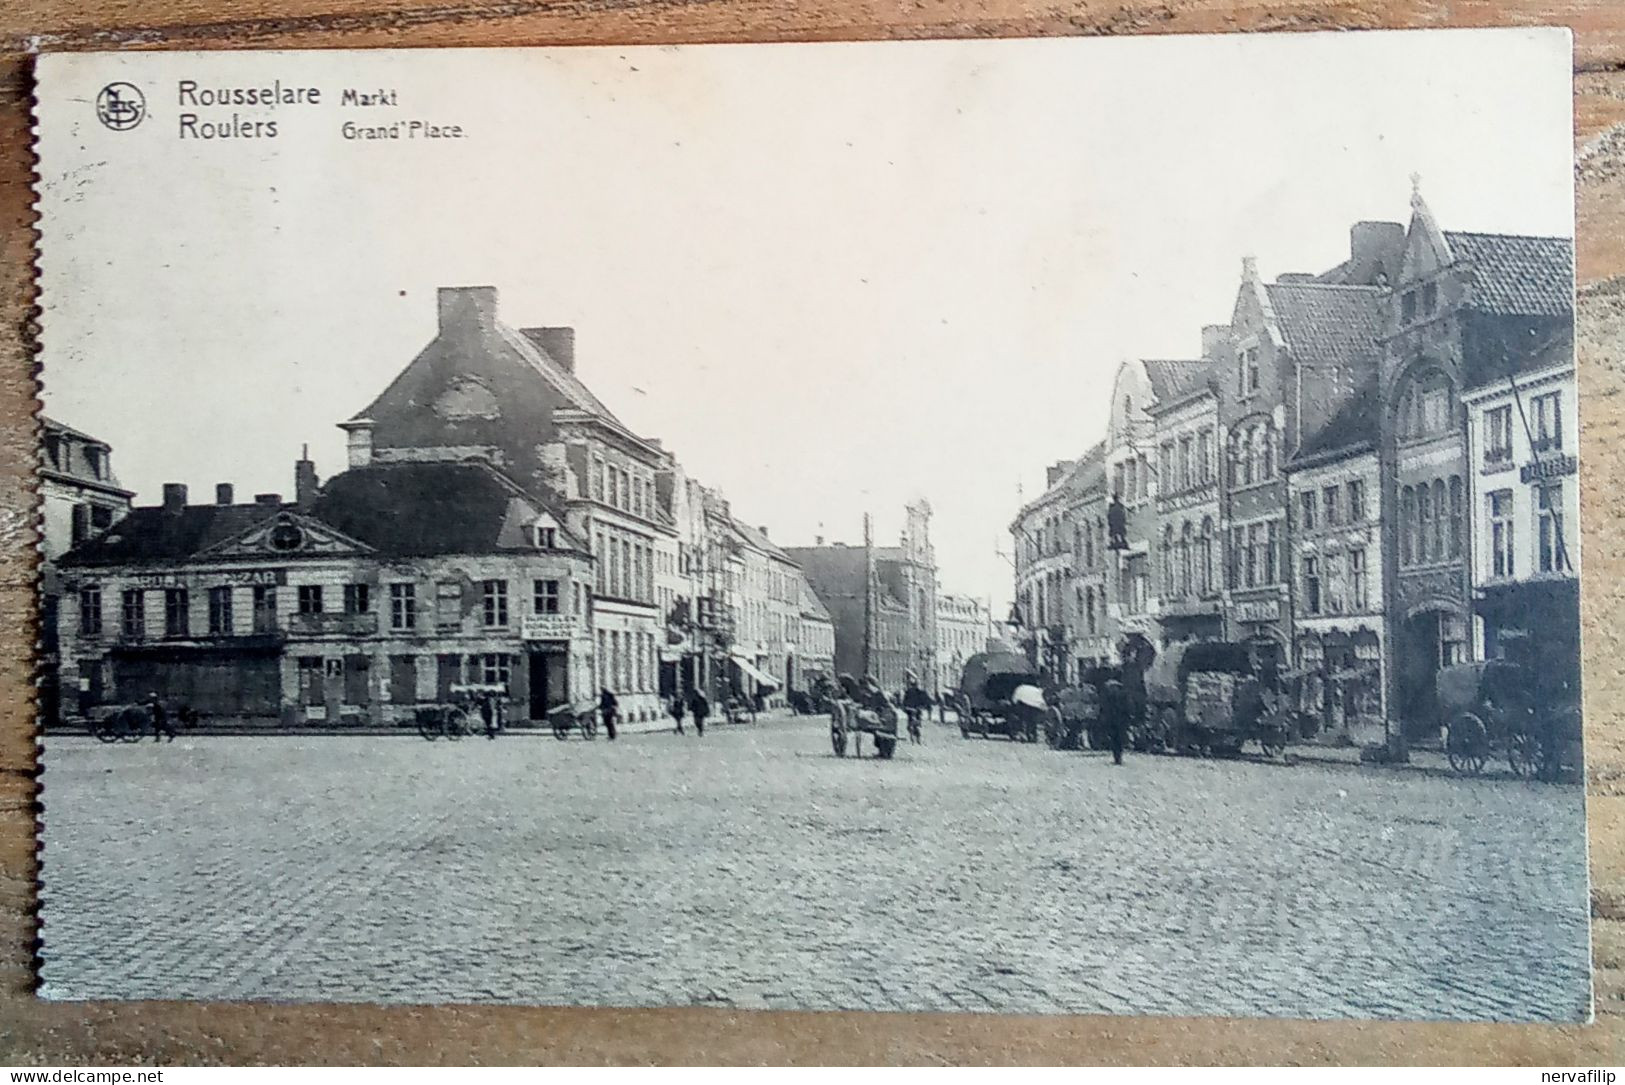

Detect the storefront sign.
[
  {"left": 130, "top": 568, "right": 282, "bottom": 588},
  {"left": 1232, "top": 599, "right": 1280, "bottom": 624},
  {"left": 1521, "top": 454, "right": 1576, "bottom": 484},
  {"left": 522, "top": 614, "right": 576, "bottom": 641}
]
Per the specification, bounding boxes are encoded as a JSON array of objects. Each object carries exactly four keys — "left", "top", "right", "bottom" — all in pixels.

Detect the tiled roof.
[
  {"left": 313, "top": 461, "right": 586, "bottom": 558},
  {"left": 729, "top": 518, "right": 795, "bottom": 565},
  {"left": 1445, "top": 231, "right": 1573, "bottom": 318},
  {"left": 1142, "top": 360, "right": 1208, "bottom": 402},
  {"left": 1265, "top": 283, "right": 1384, "bottom": 369},
  {"left": 1464, "top": 324, "right": 1575, "bottom": 392},
  {"left": 500, "top": 324, "right": 624, "bottom": 426},
  {"left": 60, "top": 503, "right": 286, "bottom": 566},
  {"left": 1290, "top": 380, "right": 1379, "bottom": 466}
]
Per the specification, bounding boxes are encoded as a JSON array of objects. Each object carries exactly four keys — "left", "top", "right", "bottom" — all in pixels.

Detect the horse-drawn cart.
[
  {"left": 957, "top": 650, "right": 1046, "bottom": 742},
  {"left": 1439, "top": 660, "right": 1581, "bottom": 780}
]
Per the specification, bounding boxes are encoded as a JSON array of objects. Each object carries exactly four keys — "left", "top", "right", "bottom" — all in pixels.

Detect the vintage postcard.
[{"left": 31, "top": 31, "right": 1587, "bottom": 1021}]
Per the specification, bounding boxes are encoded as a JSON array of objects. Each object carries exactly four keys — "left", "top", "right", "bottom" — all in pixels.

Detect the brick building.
[{"left": 56, "top": 457, "right": 593, "bottom": 726}]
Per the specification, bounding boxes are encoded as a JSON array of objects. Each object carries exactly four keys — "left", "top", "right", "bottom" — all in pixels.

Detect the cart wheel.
[
  {"left": 875, "top": 735, "right": 896, "bottom": 759},
  {"left": 418, "top": 713, "right": 442, "bottom": 742},
  {"left": 552, "top": 718, "right": 569, "bottom": 740},
  {"left": 92, "top": 716, "right": 119, "bottom": 744},
  {"left": 1447, "top": 711, "right": 1488, "bottom": 775},
  {"left": 1507, "top": 731, "right": 1538, "bottom": 778},
  {"left": 582, "top": 713, "right": 598, "bottom": 739},
  {"left": 445, "top": 709, "right": 468, "bottom": 740}
]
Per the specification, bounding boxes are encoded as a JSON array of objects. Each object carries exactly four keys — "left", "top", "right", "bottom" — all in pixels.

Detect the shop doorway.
[
  {"left": 528, "top": 649, "right": 567, "bottom": 722},
  {"left": 1397, "top": 609, "right": 1458, "bottom": 741}
]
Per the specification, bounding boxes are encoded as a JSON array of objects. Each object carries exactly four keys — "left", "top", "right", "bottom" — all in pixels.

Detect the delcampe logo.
[{"left": 95, "top": 82, "right": 145, "bottom": 130}]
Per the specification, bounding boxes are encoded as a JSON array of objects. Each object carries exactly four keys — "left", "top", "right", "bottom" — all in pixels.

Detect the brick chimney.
[
  {"left": 340, "top": 419, "right": 374, "bottom": 468},
  {"left": 161, "top": 483, "right": 187, "bottom": 513},
  {"left": 438, "top": 286, "right": 499, "bottom": 334},
  {"left": 1347, "top": 221, "right": 1405, "bottom": 286},
  {"left": 215, "top": 483, "right": 234, "bottom": 506},
  {"left": 295, "top": 446, "right": 319, "bottom": 512},
  {"left": 255, "top": 493, "right": 282, "bottom": 507},
  {"left": 520, "top": 327, "right": 576, "bottom": 373}
]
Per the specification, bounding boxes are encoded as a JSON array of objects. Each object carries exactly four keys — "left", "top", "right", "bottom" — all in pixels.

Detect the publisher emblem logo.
[{"left": 95, "top": 83, "right": 145, "bottom": 131}]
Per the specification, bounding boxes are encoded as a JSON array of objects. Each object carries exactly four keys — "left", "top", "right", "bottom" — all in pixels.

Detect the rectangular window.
[
  {"left": 1484, "top": 405, "right": 1514, "bottom": 465},
  {"left": 482, "top": 580, "right": 509, "bottom": 627},
  {"left": 1302, "top": 557, "right": 1321, "bottom": 616},
  {"left": 208, "top": 586, "right": 233, "bottom": 635},
  {"left": 1159, "top": 443, "right": 1174, "bottom": 490},
  {"left": 1421, "top": 281, "right": 1438, "bottom": 315},
  {"left": 1179, "top": 436, "right": 1193, "bottom": 490},
  {"left": 252, "top": 585, "right": 278, "bottom": 633},
  {"left": 482, "top": 653, "right": 512, "bottom": 687},
  {"left": 1197, "top": 430, "right": 1212, "bottom": 483},
  {"left": 78, "top": 585, "right": 102, "bottom": 636},
  {"left": 1347, "top": 479, "right": 1366, "bottom": 523},
  {"left": 534, "top": 579, "right": 561, "bottom": 615},
  {"left": 1538, "top": 483, "right": 1566, "bottom": 573},
  {"left": 536, "top": 526, "right": 557, "bottom": 549},
  {"left": 1299, "top": 491, "right": 1316, "bottom": 533},
  {"left": 1323, "top": 552, "right": 1341, "bottom": 614},
  {"left": 343, "top": 583, "right": 370, "bottom": 614},
  {"left": 122, "top": 589, "right": 145, "bottom": 638},
  {"left": 1349, "top": 548, "right": 1367, "bottom": 610},
  {"left": 592, "top": 457, "right": 605, "bottom": 502},
  {"left": 164, "top": 588, "right": 189, "bottom": 637},
  {"left": 389, "top": 583, "right": 417, "bottom": 631},
  {"left": 297, "top": 585, "right": 324, "bottom": 615},
  {"left": 298, "top": 656, "right": 324, "bottom": 706},
  {"left": 1322, "top": 485, "right": 1339, "bottom": 527},
  {"left": 1245, "top": 523, "right": 1262, "bottom": 589},
  {"left": 1489, "top": 489, "right": 1514, "bottom": 577},
  {"left": 1227, "top": 527, "right": 1241, "bottom": 589},
  {"left": 436, "top": 581, "right": 462, "bottom": 628},
  {"left": 1401, "top": 290, "right": 1417, "bottom": 324},
  {"left": 1532, "top": 391, "right": 1563, "bottom": 452},
  {"left": 1265, "top": 520, "right": 1279, "bottom": 584}
]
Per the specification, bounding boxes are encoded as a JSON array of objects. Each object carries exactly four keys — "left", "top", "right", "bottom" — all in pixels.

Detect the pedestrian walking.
[
  {"left": 479, "top": 691, "right": 499, "bottom": 740},
  {"left": 1102, "top": 677, "right": 1128, "bottom": 765},
  {"left": 146, "top": 692, "right": 177, "bottom": 742},
  {"left": 688, "top": 689, "right": 709, "bottom": 737},
  {"left": 669, "top": 695, "right": 686, "bottom": 734},
  {"left": 903, "top": 673, "right": 930, "bottom": 745},
  {"left": 599, "top": 688, "right": 619, "bottom": 741}
]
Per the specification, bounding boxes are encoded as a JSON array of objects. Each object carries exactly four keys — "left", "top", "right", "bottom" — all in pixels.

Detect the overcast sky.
[{"left": 36, "top": 30, "right": 1573, "bottom": 606}]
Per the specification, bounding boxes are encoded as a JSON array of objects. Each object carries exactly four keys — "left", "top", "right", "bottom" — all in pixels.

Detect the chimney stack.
[
  {"left": 520, "top": 327, "right": 576, "bottom": 373},
  {"left": 215, "top": 483, "right": 234, "bottom": 506},
  {"left": 437, "top": 286, "right": 499, "bottom": 334},
  {"left": 161, "top": 483, "right": 188, "bottom": 513},
  {"left": 341, "top": 420, "right": 374, "bottom": 468},
  {"left": 255, "top": 493, "right": 282, "bottom": 507},
  {"left": 815, "top": 535, "right": 825, "bottom": 546},
  {"left": 295, "top": 446, "right": 319, "bottom": 512}
]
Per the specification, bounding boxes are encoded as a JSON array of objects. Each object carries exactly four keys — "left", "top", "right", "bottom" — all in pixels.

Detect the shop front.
[{"left": 1293, "top": 625, "right": 1383, "bottom": 742}]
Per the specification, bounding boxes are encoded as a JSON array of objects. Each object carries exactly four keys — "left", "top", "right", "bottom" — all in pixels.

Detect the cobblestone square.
[{"left": 38, "top": 715, "right": 1591, "bottom": 1021}]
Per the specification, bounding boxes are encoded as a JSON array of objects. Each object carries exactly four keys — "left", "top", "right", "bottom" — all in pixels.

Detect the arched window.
[
  {"left": 1199, "top": 517, "right": 1214, "bottom": 595},
  {"left": 1431, "top": 479, "right": 1447, "bottom": 561},
  {"left": 1260, "top": 427, "right": 1274, "bottom": 480},
  {"left": 1449, "top": 476, "right": 1464, "bottom": 559},
  {"left": 1180, "top": 521, "right": 1194, "bottom": 598},
  {"left": 1162, "top": 525, "right": 1175, "bottom": 591},
  {"left": 1398, "top": 370, "right": 1456, "bottom": 441},
  {"left": 1401, "top": 486, "right": 1416, "bottom": 565},
  {"left": 1084, "top": 586, "right": 1097, "bottom": 634}
]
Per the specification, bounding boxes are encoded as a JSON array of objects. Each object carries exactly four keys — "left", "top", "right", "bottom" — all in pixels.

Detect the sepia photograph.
[{"left": 30, "top": 30, "right": 1587, "bottom": 1022}]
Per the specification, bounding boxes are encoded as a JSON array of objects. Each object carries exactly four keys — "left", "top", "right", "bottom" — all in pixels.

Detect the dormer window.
[{"left": 535, "top": 525, "right": 557, "bottom": 549}]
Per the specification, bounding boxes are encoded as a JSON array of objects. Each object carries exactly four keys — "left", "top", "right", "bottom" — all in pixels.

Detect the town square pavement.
[{"left": 37, "top": 714, "right": 1592, "bottom": 1021}]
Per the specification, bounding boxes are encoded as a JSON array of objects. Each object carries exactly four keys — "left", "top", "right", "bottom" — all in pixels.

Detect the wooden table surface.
[{"left": 2, "top": 0, "right": 1624, "bottom": 1065}]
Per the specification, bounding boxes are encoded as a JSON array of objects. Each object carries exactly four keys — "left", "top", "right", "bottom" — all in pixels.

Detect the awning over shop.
[{"left": 730, "top": 653, "right": 780, "bottom": 688}]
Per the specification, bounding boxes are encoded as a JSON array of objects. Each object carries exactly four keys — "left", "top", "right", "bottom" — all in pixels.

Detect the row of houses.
[
  {"left": 44, "top": 286, "right": 845, "bottom": 727},
  {"left": 1010, "top": 184, "right": 1577, "bottom": 750}
]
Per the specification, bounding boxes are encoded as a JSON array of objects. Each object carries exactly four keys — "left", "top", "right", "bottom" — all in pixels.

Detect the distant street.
[{"left": 39, "top": 716, "right": 1590, "bottom": 1021}]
